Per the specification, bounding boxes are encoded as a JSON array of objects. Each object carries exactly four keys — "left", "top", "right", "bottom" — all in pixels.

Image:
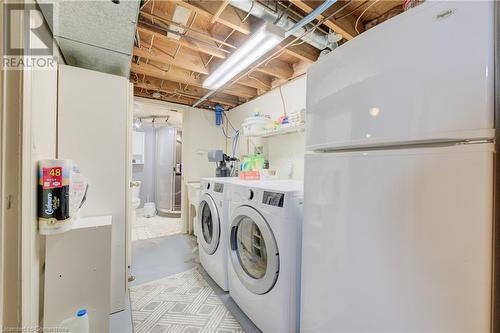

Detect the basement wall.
[
  {"left": 227, "top": 76, "right": 306, "bottom": 180},
  {"left": 181, "top": 107, "right": 226, "bottom": 230}
]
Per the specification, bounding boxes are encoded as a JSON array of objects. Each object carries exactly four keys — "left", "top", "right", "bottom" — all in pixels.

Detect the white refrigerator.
[{"left": 301, "top": 1, "right": 495, "bottom": 332}]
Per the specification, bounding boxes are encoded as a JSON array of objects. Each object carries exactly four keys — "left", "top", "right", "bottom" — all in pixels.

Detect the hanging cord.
[
  {"left": 355, "top": 0, "right": 382, "bottom": 34},
  {"left": 218, "top": 110, "right": 240, "bottom": 176},
  {"left": 278, "top": 86, "right": 287, "bottom": 116}
]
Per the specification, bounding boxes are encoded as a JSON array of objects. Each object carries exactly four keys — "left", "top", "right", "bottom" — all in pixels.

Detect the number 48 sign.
[{"left": 42, "top": 167, "right": 62, "bottom": 189}]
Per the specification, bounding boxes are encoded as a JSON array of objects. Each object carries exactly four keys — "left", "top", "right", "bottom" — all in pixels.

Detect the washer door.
[
  {"left": 229, "top": 205, "right": 279, "bottom": 295},
  {"left": 198, "top": 193, "right": 220, "bottom": 255}
]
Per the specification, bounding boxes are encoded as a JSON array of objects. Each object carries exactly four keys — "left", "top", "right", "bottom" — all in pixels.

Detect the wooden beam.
[
  {"left": 132, "top": 74, "right": 241, "bottom": 105},
  {"left": 134, "top": 88, "right": 196, "bottom": 106},
  {"left": 290, "top": 0, "right": 355, "bottom": 40},
  {"left": 133, "top": 46, "right": 209, "bottom": 75},
  {"left": 255, "top": 58, "right": 294, "bottom": 80},
  {"left": 133, "top": 81, "right": 237, "bottom": 107},
  {"left": 279, "top": 38, "right": 320, "bottom": 64},
  {"left": 172, "top": 1, "right": 252, "bottom": 35},
  {"left": 132, "top": 61, "right": 203, "bottom": 87},
  {"left": 292, "top": 60, "right": 309, "bottom": 77},
  {"left": 211, "top": 0, "right": 231, "bottom": 24},
  {"left": 140, "top": 11, "right": 236, "bottom": 50},
  {"left": 219, "top": 84, "right": 256, "bottom": 100},
  {"left": 137, "top": 23, "right": 227, "bottom": 59},
  {"left": 131, "top": 61, "right": 257, "bottom": 99},
  {"left": 238, "top": 72, "right": 272, "bottom": 91}
]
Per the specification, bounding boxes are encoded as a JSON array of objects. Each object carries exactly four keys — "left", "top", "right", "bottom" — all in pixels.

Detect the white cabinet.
[
  {"left": 57, "top": 64, "right": 129, "bottom": 313},
  {"left": 132, "top": 131, "right": 145, "bottom": 164},
  {"left": 44, "top": 216, "right": 112, "bottom": 333}
]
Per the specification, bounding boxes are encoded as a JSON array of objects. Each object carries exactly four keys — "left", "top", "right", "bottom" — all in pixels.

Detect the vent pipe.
[{"left": 229, "top": 0, "right": 340, "bottom": 50}]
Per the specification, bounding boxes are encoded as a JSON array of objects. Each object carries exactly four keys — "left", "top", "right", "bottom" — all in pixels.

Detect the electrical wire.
[
  {"left": 218, "top": 110, "right": 240, "bottom": 176},
  {"left": 335, "top": 0, "right": 370, "bottom": 20},
  {"left": 355, "top": 0, "right": 382, "bottom": 34},
  {"left": 223, "top": 110, "right": 238, "bottom": 132},
  {"left": 274, "top": 1, "right": 292, "bottom": 24},
  {"left": 278, "top": 86, "right": 287, "bottom": 116}
]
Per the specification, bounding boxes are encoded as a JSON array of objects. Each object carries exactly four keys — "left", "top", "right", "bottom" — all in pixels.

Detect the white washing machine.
[
  {"left": 198, "top": 177, "right": 239, "bottom": 291},
  {"left": 227, "top": 180, "right": 303, "bottom": 333}
]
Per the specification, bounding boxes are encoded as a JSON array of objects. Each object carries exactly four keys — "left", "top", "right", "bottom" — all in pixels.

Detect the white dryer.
[
  {"left": 198, "top": 177, "right": 239, "bottom": 291},
  {"left": 227, "top": 180, "right": 303, "bottom": 333}
]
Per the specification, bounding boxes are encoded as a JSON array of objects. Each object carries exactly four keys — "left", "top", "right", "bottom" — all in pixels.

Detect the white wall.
[
  {"left": 181, "top": 107, "right": 226, "bottom": 229},
  {"left": 134, "top": 97, "right": 183, "bottom": 127},
  {"left": 227, "top": 76, "right": 306, "bottom": 180}
]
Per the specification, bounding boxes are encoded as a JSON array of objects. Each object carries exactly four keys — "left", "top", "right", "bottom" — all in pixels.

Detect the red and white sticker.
[{"left": 42, "top": 167, "right": 63, "bottom": 189}]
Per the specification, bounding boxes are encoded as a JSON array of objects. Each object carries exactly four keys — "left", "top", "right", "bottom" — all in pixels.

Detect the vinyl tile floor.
[
  {"left": 131, "top": 215, "right": 183, "bottom": 241},
  {"left": 109, "top": 233, "right": 261, "bottom": 333}
]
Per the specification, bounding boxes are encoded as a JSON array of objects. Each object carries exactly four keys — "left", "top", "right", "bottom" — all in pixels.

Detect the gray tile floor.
[{"left": 109, "top": 233, "right": 260, "bottom": 333}]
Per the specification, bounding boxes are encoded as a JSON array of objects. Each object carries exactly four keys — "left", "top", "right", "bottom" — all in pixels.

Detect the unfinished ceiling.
[{"left": 131, "top": 0, "right": 407, "bottom": 109}]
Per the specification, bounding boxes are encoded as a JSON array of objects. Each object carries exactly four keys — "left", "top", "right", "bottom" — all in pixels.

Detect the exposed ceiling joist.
[
  {"left": 133, "top": 74, "right": 241, "bottom": 105},
  {"left": 133, "top": 46, "right": 209, "bottom": 75},
  {"left": 280, "top": 38, "right": 320, "bottom": 64},
  {"left": 131, "top": 61, "right": 256, "bottom": 99},
  {"left": 137, "top": 23, "right": 228, "bottom": 59},
  {"left": 172, "top": 0, "right": 252, "bottom": 35},
  {"left": 255, "top": 58, "right": 294, "bottom": 80},
  {"left": 140, "top": 11, "right": 237, "bottom": 50},
  {"left": 135, "top": 88, "right": 199, "bottom": 106},
  {"left": 134, "top": 81, "right": 238, "bottom": 107},
  {"left": 238, "top": 74, "right": 272, "bottom": 92},
  {"left": 211, "top": 0, "right": 231, "bottom": 24},
  {"left": 131, "top": 0, "right": 407, "bottom": 109},
  {"left": 290, "top": 0, "right": 356, "bottom": 40}
]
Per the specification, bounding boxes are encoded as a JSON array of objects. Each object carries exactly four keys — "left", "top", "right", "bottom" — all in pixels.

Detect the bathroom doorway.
[{"left": 131, "top": 99, "right": 184, "bottom": 241}]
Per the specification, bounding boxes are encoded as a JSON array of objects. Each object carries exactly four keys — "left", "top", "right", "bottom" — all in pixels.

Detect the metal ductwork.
[{"left": 229, "top": 0, "right": 340, "bottom": 50}]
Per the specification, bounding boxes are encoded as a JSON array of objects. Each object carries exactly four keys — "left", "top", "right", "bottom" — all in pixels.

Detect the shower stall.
[{"left": 155, "top": 127, "right": 182, "bottom": 216}]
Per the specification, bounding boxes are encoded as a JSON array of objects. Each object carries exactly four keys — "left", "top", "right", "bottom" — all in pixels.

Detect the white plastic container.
[
  {"left": 242, "top": 116, "right": 273, "bottom": 137},
  {"left": 60, "top": 309, "right": 89, "bottom": 333},
  {"left": 143, "top": 202, "right": 156, "bottom": 218}
]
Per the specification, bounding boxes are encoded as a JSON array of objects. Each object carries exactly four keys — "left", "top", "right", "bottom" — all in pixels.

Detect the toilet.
[
  {"left": 132, "top": 181, "right": 142, "bottom": 210},
  {"left": 143, "top": 202, "right": 156, "bottom": 218}
]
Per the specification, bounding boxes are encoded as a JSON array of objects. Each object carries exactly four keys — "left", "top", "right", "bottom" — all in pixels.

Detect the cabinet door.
[
  {"left": 58, "top": 64, "right": 128, "bottom": 313},
  {"left": 132, "top": 131, "right": 144, "bottom": 157},
  {"left": 301, "top": 143, "right": 494, "bottom": 332}
]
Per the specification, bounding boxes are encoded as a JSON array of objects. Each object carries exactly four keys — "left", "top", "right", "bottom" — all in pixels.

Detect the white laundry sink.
[{"left": 187, "top": 182, "right": 201, "bottom": 205}]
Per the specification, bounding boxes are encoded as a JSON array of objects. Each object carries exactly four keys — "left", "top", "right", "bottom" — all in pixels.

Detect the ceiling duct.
[
  {"left": 39, "top": 0, "right": 140, "bottom": 77},
  {"left": 229, "top": 0, "right": 340, "bottom": 50}
]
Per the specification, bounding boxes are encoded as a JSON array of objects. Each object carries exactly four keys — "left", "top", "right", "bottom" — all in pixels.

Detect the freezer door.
[
  {"left": 306, "top": 1, "right": 494, "bottom": 151},
  {"left": 301, "top": 144, "right": 494, "bottom": 332}
]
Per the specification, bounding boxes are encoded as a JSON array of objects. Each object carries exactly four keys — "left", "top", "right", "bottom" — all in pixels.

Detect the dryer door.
[
  {"left": 229, "top": 205, "right": 279, "bottom": 295},
  {"left": 198, "top": 193, "right": 220, "bottom": 255}
]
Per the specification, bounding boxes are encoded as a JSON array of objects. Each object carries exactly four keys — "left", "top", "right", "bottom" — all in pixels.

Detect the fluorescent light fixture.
[{"left": 203, "top": 23, "right": 285, "bottom": 90}]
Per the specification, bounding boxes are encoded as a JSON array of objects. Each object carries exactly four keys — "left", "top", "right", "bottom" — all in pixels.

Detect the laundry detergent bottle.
[{"left": 59, "top": 309, "right": 89, "bottom": 333}]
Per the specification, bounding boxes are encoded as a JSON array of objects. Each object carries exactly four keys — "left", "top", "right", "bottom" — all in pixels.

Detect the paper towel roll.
[{"left": 38, "top": 159, "right": 73, "bottom": 235}]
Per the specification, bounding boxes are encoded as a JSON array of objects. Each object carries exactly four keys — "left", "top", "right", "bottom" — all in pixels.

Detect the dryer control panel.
[
  {"left": 263, "top": 191, "right": 284, "bottom": 207},
  {"left": 213, "top": 183, "right": 224, "bottom": 193}
]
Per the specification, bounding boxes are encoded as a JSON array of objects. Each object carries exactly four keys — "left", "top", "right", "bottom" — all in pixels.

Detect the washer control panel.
[
  {"left": 262, "top": 191, "right": 284, "bottom": 207},
  {"left": 213, "top": 183, "right": 224, "bottom": 193}
]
